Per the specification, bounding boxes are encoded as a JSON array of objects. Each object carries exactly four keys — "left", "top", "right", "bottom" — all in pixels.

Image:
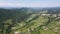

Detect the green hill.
[{"left": 0, "top": 8, "right": 60, "bottom": 34}]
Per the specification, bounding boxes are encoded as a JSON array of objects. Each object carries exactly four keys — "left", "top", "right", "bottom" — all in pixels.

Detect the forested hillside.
[{"left": 0, "top": 7, "right": 60, "bottom": 34}]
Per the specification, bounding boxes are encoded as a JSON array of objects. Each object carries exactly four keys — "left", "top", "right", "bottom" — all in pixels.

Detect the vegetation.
[{"left": 0, "top": 7, "right": 60, "bottom": 34}]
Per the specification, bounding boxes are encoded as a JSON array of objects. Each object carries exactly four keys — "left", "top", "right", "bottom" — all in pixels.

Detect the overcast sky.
[{"left": 0, "top": 0, "right": 60, "bottom": 8}]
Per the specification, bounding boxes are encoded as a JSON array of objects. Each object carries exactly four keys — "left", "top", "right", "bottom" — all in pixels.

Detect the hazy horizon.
[{"left": 0, "top": 0, "right": 60, "bottom": 8}]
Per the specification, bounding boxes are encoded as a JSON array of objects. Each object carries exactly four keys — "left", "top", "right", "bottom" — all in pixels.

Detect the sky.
[{"left": 0, "top": 0, "right": 60, "bottom": 8}]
